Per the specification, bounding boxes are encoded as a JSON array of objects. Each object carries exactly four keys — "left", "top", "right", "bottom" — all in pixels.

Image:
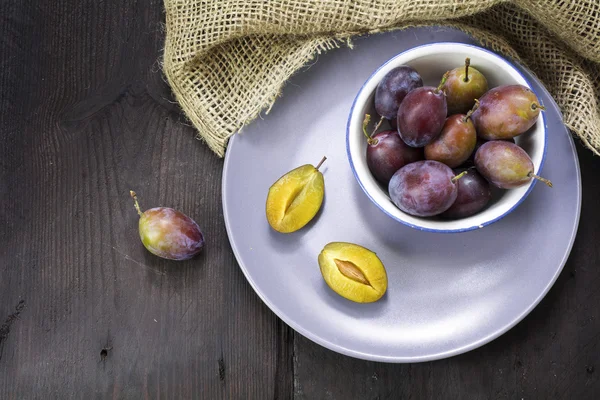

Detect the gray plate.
[{"left": 222, "top": 27, "right": 581, "bottom": 362}]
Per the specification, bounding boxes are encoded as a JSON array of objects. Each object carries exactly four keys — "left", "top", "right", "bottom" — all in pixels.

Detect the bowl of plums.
[{"left": 346, "top": 42, "right": 550, "bottom": 233}]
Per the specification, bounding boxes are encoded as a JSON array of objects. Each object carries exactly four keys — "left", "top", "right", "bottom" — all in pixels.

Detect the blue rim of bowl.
[{"left": 345, "top": 42, "right": 548, "bottom": 233}]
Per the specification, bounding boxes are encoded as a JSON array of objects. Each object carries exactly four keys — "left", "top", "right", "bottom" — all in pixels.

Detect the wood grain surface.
[{"left": 0, "top": 1, "right": 598, "bottom": 399}]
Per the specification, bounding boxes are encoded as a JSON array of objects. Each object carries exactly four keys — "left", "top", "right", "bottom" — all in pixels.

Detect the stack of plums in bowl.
[{"left": 358, "top": 53, "right": 552, "bottom": 229}]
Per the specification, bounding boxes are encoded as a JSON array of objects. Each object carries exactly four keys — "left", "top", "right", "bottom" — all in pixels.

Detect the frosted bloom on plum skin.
[
  {"left": 396, "top": 86, "right": 447, "bottom": 148},
  {"left": 139, "top": 208, "right": 204, "bottom": 260},
  {"left": 130, "top": 191, "right": 204, "bottom": 261},
  {"left": 374, "top": 65, "right": 423, "bottom": 120},
  {"left": 388, "top": 160, "right": 458, "bottom": 217},
  {"left": 471, "top": 85, "right": 544, "bottom": 140}
]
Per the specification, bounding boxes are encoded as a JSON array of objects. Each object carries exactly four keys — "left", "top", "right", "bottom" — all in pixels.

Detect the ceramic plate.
[{"left": 222, "top": 27, "right": 581, "bottom": 362}]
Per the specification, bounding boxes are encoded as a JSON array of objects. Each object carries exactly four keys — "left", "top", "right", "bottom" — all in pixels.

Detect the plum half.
[
  {"left": 266, "top": 157, "right": 326, "bottom": 233},
  {"left": 318, "top": 242, "right": 388, "bottom": 303}
]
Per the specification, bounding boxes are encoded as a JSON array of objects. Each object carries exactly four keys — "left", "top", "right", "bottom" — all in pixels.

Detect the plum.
[
  {"left": 265, "top": 157, "right": 326, "bottom": 233},
  {"left": 130, "top": 191, "right": 204, "bottom": 260},
  {"left": 397, "top": 85, "right": 447, "bottom": 147},
  {"left": 366, "top": 130, "right": 423, "bottom": 185},
  {"left": 388, "top": 160, "right": 461, "bottom": 217},
  {"left": 471, "top": 84, "right": 544, "bottom": 140},
  {"left": 442, "top": 57, "right": 488, "bottom": 115},
  {"left": 474, "top": 141, "right": 552, "bottom": 189},
  {"left": 374, "top": 66, "right": 423, "bottom": 120},
  {"left": 318, "top": 242, "right": 388, "bottom": 303},
  {"left": 424, "top": 113, "right": 477, "bottom": 168},
  {"left": 441, "top": 169, "right": 491, "bottom": 219},
  {"left": 363, "top": 114, "right": 423, "bottom": 185},
  {"left": 463, "top": 137, "right": 515, "bottom": 167}
]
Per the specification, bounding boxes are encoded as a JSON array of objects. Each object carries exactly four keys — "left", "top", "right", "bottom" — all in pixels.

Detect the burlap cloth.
[{"left": 162, "top": 0, "right": 600, "bottom": 158}]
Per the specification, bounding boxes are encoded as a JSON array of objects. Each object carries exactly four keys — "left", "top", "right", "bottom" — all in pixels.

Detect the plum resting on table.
[{"left": 130, "top": 191, "right": 204, "bottom": 260}]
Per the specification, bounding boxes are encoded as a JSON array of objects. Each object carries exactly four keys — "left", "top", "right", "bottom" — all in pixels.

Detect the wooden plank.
[
  {"left": 293, "top": 142, "right": 600, "bottom": 399},
  {"left": 0, "top": 1, "right": 293, "bottom": 398}
]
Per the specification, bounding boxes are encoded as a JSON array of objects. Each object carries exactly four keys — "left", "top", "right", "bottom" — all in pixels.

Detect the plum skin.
[
  {"left": 474, "top": 141, "right": 534, "bottom": 189},
  {"left": 471, "top": 85, "right": 542, "bottom": 140},
  {"left": 139, "top": 207, "right": 205, "bottom": 260},
  {"left": 443, "top": 64, "right": 488, "bottom": 115},
  {"left": 366, "top": 130, "right": 424, "bottom": 185},
  {"left": 441, "top": 169, "right": 491, "bottom": 219},
  {"left": 388, "top": 160, "right": 458, "bottom": 217},
  {"left": 374, "top": 66, "right": 423, "bottom": 120},
  {"left": 463, "top": 137, "right": 515, "bottom": 167},
  {"left": 397, "top": 87, "right": 447, "bottom": 148},
  {"left": 424, "top": 114, "right": 477, "bottom": 168}
]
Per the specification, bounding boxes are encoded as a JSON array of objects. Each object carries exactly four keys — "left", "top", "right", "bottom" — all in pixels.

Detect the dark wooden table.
[{"left": 1, "top": 2, "right": 599, "bottom": 399}]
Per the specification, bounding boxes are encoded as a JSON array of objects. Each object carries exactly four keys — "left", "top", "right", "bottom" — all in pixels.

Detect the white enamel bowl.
[{"left": 346, "top": 42, "right": 547, "bottom": 233}]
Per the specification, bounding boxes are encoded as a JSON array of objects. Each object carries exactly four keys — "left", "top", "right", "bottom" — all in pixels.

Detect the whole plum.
[
  {"left": 471, "top": 85, "right": 544, "bottom": 140},
  {"left": 388, "top": 160, "right": 460, "bottom": 217},
  {"left": 374, "top": 66, "right": 423, "bottom": 120},
  {"left": 441, "top": 169, "right": 491, "bottom": 219},
  {"left": 130, "top": 191, "right": 204, "bottom": 260}
]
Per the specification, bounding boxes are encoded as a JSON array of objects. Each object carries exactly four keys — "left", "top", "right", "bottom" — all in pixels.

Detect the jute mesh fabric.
[{"left": 163, "top": 0, "right": 600, "bottom": 158}]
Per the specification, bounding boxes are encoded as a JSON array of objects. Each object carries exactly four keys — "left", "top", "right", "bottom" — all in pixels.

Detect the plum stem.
[
  {"left": 528, "top": 172, "right": 553, "bottom": 187},
  {"left": 130, "top": 190, "right": 143, "bottom": 216},
  {"left": 463, "top": 100, "right": 479, "bottom": 122},
  {"left": 463, "top": 107, "right": 476, "bottom": 122},
  {"left": 435, "top": 72, "right": 449, "bottom": 94},
  {"left": 451, "top": 170, "right": 468, "bottom": 183},
  {"left": 315, "top": 156, "right": 327, "bottom": 170},
  {"left": 372, "top": 115, "right": 384, "bottom": 134},
  {"left": 361, "top": 113, "right": 382, "bottom": 145},
  {"left": 464, "top": 57, "right": 471, "bottom": 82},
  {"left": 532, "top": 103, "right": 546, "bottom": 111},
  {"left": 362, "top": 114, "right": 373, "bottom": 142}
]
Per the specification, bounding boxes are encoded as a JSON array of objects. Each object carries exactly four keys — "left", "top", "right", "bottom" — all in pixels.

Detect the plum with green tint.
[
  {"left": 130, "top": 191, "right": 204, "bottom": 260},
  {"left": 442, "top": 57, "right": 488, "bottom": 115},
  {"left": 471, "top": 84, "right": 544, "bottom": 140},
  {"left": 474, "top": 141, "right": 552, "bottom": 189},
  {"left": 424, "top": 113, "right": 477, "bottom": 168}
]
